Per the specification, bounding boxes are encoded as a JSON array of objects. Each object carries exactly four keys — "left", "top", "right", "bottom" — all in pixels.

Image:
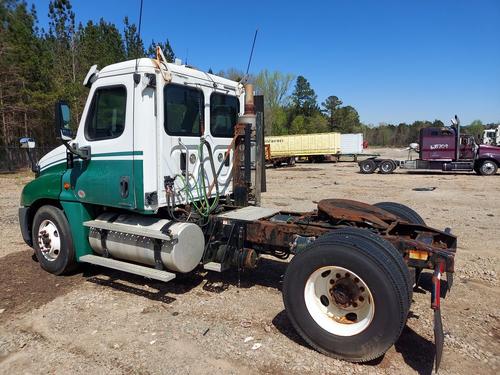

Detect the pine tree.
[
  {"left": 290, "top": 76, "right": 318, "bottom": 117},
  {"left": 321, "top": 95, "right": 343, "bottom": 130},
  {"left": 146, "top": 39, "right": 175, "bottom": 62},
  {"left": 123, "top": 16, "right": 144, "bottom": 59}
]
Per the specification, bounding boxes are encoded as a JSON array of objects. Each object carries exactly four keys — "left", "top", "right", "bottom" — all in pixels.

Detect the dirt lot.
[{"left": 0, "top": 148, "right": 499, "bottom": 375}]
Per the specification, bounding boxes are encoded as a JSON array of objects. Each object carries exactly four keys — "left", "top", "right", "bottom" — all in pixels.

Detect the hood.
[
  {"left": 38, "top": 144, "right": 67, "bottom": 174},
  {"left": 478, "top": 144, "right": 500, "bottom": 158}
]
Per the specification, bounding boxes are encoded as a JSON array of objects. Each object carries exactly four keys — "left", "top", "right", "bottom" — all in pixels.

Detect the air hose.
[{"left": 175, "top": 138, "right": 221, "bottom": 218}]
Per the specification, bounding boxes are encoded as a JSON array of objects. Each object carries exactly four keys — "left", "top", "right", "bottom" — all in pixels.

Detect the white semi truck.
[
  {"left": 18, "top": 48, "right": 456, "bottom": 370},
  {"left": 483, "top": 126, "right": 500, "bottom": 146}
]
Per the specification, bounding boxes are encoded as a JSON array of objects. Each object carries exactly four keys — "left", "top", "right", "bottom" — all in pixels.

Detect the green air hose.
[{"left": 176, "top": 138, "right": 221, "bottom": 218}]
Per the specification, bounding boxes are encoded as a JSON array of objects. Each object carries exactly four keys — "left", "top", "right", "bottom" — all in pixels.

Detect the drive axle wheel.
[
  {"left": 305, "top": 266, "right": 375, "bottom": 336},
  {"left": 283, "top": 229, "right": 410, "bottom": 362},
  {"left": 359, "top": 159, "right": 376, "bottom": 174},
  {"left": 378, "top": 159, "right": 396, "bottom": 174}
]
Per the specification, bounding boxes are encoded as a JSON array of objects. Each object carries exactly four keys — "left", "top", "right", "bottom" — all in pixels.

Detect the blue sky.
[{"left": 29, "top": 0, "right": 500, "bottom": 125}]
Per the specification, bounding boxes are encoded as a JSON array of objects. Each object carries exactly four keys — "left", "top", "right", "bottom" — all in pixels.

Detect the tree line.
[
  {"left": 1, "top": 0, "right": 497, "bottom": 171},
  {"left": 0, "top": 0, "right": 174, "bottom": 161}
]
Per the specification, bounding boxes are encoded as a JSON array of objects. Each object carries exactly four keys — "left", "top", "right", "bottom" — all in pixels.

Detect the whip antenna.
[
  {"left": 244, "top": 29, "right": 258, "bottom": 80},
  {"left": 134, "top": 0, "right": 144, "bottom": 72}
]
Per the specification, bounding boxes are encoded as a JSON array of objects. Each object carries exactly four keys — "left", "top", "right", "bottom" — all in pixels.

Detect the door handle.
[{"left": 120, "top": 176, "right": 130, "bottom": 198}]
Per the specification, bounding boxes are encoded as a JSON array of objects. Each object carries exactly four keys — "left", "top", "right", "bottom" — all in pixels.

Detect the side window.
[
  {"left": 85, "top": 86, "right": 127, "bottom": 141},
  {"left": 210, "top": 93, "right": 239, "bottom": 138},
  {"left": 164, "top": 85, "right": 203, "bottom": 136}
]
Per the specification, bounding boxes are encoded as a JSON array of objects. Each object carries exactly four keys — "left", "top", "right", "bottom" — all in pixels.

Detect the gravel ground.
[{"left": 0, "top": 148, "right": 499, "bottom": 375}]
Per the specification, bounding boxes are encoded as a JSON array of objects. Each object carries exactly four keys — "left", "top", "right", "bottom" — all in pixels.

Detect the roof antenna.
[
  {"left": 243, "top": 29, "right": 258, "bottom": 82},
  {"left": 185, "top": 48, "right": 189, "bottom": 65},
  {"left": 134, "top": 0, "right": 144, "bottom": 74}
]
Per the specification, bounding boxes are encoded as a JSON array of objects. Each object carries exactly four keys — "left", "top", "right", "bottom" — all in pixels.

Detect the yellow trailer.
[{"left": 265, "top": 133, "right": 341, "bottom": 163}]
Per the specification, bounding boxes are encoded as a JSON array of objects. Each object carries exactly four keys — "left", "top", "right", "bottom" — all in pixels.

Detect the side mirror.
[
  {"left": 19, "top": 137, "right": 39, "bottom": 173},
  {"left": 55, "top": 100, "right": 73, "bottom": 141},
  {"left": 20, "top": 137, "right": 36, "bottom": 149}
]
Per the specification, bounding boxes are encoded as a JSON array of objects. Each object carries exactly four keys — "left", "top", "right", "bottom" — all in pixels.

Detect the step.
[
  {"left": 79, "top": 255, "right": 176, "bottom": 283},
  {"left": 203, "top": 262, "right": 229, "bottom": 272}
]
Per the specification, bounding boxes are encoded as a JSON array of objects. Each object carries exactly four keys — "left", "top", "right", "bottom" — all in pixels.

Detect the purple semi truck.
[{"left": 359, "top": 116, "right": 500, "bottom": 176}]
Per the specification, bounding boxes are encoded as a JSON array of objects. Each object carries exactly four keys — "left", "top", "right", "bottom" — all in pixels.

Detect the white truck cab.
[{"left": 37, "top": 57, "right": 244, "bottom": 213}]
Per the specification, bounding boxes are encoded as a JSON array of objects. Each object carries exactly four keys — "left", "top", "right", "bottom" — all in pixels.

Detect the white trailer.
[{"left": 340, "top": 133, "right": 364, "bottom": 154}]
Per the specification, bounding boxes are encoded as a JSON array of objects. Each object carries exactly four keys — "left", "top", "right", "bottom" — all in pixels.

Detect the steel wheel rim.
[
  {"left": 381, "top": 163, "right": 391, "bottom": 172},
  {"left": 362, "top": 163, "right": 372, "bottom": 172},
  {"left": 304, "top": 266, "right": 375, "bottom": 336},
  {"left": 481, "top": 162, "right": 495, "bottom": 175},
  {"left": 37, "top": 219, "right": 61, "bottom": 261}
]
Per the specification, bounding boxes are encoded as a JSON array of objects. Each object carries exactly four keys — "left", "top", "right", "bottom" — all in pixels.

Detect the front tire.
[
  {"left": 32, "top": 205, "right": 77, "bottom": 275},
  {"left": 283, "top": 230, "right": 410, "bottom": 362},
  {"left": 478, "top": 160, "right": 498, "bottom": 176}
]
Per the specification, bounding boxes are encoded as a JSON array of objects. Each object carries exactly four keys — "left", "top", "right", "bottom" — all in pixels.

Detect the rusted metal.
[
  {"left": 246, "top": 220, "right": 328, "bottom": 249},
  {"left": 243, "top": 200, "right": 456, "bottom": 273},
  {"left": 317, "top": 199, "right": 398, "bottom": 229},
  {"left": 232, "top": 123, "right": 250, "bottom": 206}
]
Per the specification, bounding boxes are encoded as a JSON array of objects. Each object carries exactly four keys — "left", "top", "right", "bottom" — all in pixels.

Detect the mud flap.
[
  {"left": 431, "top": 262, "right": 445, "bottom": 372},
  {"left": 434, "top": 309, "right": 444, "bottom": 372}
]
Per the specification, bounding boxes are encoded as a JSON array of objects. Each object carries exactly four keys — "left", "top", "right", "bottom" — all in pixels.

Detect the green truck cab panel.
[
  {"left": 60, "top": 200, "right": 96, "bottom": 260},
  {"left": 20, "top": 164, "right": 65, "bottom": 207}
]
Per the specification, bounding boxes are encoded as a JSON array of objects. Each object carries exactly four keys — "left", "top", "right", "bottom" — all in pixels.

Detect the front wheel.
[
  {"left": 32, "top": 205, "right": 77, "bottom": 275},
  {"left": 477, "top": 160, "right": 498, "bottom": 176},
  {"left": 283, "top": 230, "right": 410, "bottom": 362}
]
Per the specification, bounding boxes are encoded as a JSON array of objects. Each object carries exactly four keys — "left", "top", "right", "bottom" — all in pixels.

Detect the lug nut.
[
  {"left": 360, "top": 287, "right": 365, "bottom": 292},
  {"left": 336, "top": 273, "right": 341, "bottom": 278},
  {"left": 359, "top": 296, "right": 364, "bottom": 302},
  {"left": 352, "top": 302, "right": 358, "bottom": 308}
]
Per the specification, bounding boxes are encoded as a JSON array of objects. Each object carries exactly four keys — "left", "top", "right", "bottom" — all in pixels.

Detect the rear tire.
[
  {"left": 32, "top": 205, "right": 77, "bottom": 275},
  {"left": 283, "top": 229, "right": 410, "bottom": 362},
  {"left": 359, "top": 159, "right": 377, "bottom": 174},
  {"left": 378, "top": 159, "right": 396, "bottom": 174},
  {"left": 374, "top": 202, "right": 425, "bottom": 225}
]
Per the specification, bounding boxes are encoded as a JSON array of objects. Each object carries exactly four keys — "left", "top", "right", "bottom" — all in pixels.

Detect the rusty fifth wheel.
[{"left": 283, "top": 228, "right": 411, "bottom": 362}]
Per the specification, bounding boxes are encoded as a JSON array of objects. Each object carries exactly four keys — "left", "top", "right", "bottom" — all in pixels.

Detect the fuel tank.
[{"left": 88, "top": 213, "right": 204, "bottom": 273}]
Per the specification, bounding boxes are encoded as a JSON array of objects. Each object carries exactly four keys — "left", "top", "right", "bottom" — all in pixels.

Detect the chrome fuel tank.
[{"left": 88, "top": 213, "right": 204, "bottom": 273}]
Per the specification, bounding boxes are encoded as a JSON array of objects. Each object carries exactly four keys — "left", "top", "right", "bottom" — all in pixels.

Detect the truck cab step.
[
  {"left": 203, "top": 262, "right": 229, "bottom": 272},
  {"left": 79, "top": 255, "right": 176, "bottom": 282}
]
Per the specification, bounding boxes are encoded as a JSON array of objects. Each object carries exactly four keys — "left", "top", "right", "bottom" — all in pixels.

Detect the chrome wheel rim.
[
  {"left": 481, "top": 162, "right": 496, "bottom": 175},
  {"left": 37, "top": 219, "right": 61, "bottom": 261},
  {"left": 381, "top": 163, "right": 392, "bottom": 172},
  {"left": 304, "top": 266, "right": 375, "bottom": 336}
]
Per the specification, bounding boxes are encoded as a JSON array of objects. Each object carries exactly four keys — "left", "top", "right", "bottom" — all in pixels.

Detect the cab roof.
[{"left": 97, "top": 58, "right": 241, "bottom": 90}]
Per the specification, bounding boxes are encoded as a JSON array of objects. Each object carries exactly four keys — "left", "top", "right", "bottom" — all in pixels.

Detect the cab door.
[
  {"left": 157, "top": 82, "right": 205, "bottom": 206},
  {"left": 69, "top": 74, "right": 136, "bottom": 209},
  {"left": 208, "top": 91, "right": 241, "bottom": 195}
]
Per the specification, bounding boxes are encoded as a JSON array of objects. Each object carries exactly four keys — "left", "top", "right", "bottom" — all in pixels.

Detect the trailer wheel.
[
  {"left": 32, "top": 205, "right": 77, "bottom": 275},
  {"left": 478, "top": 160, "right": 498, "bottom": 176},
  {"left": 374, "top": 202, "right": 425, "bottom": 225},
  {"left": 283, "top": 230, "right": 410, "bottom": 362},
  {"left": 378, "top": 160, "right": 396, "bottom": 174},
  {"left": 359, "top": 159, "right": 376, "bottom": 174}
]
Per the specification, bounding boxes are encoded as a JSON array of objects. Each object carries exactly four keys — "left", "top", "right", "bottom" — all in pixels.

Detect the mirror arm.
[
  {"left": 62, "top": 140, "right": 91, "bottom": 161},
  {"left": 24, "top": 148, "right": 39, "bottom": 174}
]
